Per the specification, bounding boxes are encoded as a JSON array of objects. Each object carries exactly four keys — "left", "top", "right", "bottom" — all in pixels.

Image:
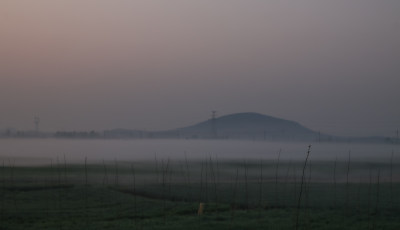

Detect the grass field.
[{"left": 1, "top": 157, "right": 399, "bottom": 229}]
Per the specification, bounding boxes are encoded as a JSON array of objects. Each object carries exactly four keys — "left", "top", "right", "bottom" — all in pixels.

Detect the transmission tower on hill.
[{"left": 211, "top": 111, "right": 217, "bottom": 138}]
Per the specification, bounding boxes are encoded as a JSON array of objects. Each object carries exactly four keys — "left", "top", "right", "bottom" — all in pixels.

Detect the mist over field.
[{"left": 0, "top": 138, "right": 397, "bottom": 165}]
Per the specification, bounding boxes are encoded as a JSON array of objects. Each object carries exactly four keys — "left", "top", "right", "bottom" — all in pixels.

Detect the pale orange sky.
[{"left": 1, "top": 0, "right": 400, "bottom": 137}]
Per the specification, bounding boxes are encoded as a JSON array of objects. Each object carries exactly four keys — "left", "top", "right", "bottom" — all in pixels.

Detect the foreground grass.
[
  {"left": 1, "top": 184, "right": 399, "bottom": 230},
  {"left": 1, "top": 160, "right": 399, "bottom": 229}
]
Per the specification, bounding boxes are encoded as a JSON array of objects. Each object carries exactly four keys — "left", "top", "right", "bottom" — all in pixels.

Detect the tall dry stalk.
[
  {"left": 345, "top": 151, "right": 351, "bottom": 212},
  {"left": 161, "top": 158, "right": 170, "bottom": 224},
  {"left": 50, "top": 159, "right": 54, "bottom": 215},
  {"left": 130, "top": 164, "right": 137, "bottom": 226},
  {"left": 215, "top": 154, "right": 221, "bottom": 192},
  {"left": 1, "top": 161, "right": 4, "bottom": 222},
  {"left": 167, "top": 159, "right": 172, "bottom": 199},
  {"left": 199, "top": 161, "right": 204, "bottom": 203},
  {"left": 372, "top": 169, "right": 381, "bottom": 230},
  {"left": 184, "top": 152, "right": 191, "bottom": 201},
  {"left": 293, "top": 165, "right": 297, "bottom": 208},
  {"left": 114, "top": 159, "right": 119, "bottom": 187},
  {"left": 154, "top": 153, "right": 159, "bottom": 183},
  {"left": 356, "top": 177, "right": 362, "bottom": 211},
  {"left": 284, "top": 159, "right": 292, "bottom": 208},
  {"left": 258, "top": 159, "right": 263, "bottom": 212},
  {"left": 209, "top": 156, "right": 219, "bottom": 213},
  {"left": 57, "top": 157, "right": 61, "bottom": 185},
  {"left": 209, "top": 157, "right": 218, "bottom": 201},
  {"left": 390, "top": 150, "right": 394, "bottom": 210},
  {"left": 275, "top": 149, "right": 281, "bottom": 206},
  {"left": 102, "top": 159, "right": 108, "bottom": 186},
  {"left": 231, "top": 167, "right": 239, "bottom": 219},
  {"left": 85, "top": 157, "right": 88, "bottom": 186},
  {"left": 56, "top": 157, "right": 62, "bottom": 229},
  {"left": 304, "top": 161, "right": 312, "bottom": 229},
  {"left": 63, "top": 154, "right": 67, "bottom": 184},
  {"left": 244, "top": 160, "right": 249, "bottom": 210},
  {"left": 84, "top": 157, "right": 89, "bottom": 228},
  {"left": 161, "top": 159, "right": 166, "bottom": 223},
  {"left": 367, "top": 167, "right": 372, "bottom": 229},
  {"left": 205, "top": 160, "right": 208, "bottom": 203},
  {"left": 295, "top": 144, "right": 312, "bottom": 230},
  {"left": 9, "top": 159, "right": 17, "bottom": 212},
  {"left": 305, "top": 161, "right": 312, "bottom": 209},
  {"left": 333, "top": 156, "right": 337, "bottom": 208}
]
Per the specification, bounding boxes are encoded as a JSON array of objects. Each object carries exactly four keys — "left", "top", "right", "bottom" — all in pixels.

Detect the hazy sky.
[{"left": 1, "top": 0, "right": 399, "bottom": 137}]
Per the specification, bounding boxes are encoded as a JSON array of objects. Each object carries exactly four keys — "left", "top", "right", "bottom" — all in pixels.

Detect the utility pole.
[{"left": 34, "top": 116, "right": 40, "bottom": 133}]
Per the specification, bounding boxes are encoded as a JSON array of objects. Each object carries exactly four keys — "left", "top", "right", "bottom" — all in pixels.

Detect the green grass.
[{"left": 0, "top": 159, "right": 399, "bottom": 229}]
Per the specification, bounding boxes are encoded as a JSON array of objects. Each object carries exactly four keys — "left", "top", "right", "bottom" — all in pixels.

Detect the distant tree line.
[
  {"left": 0, "top": 128, "right": 399, "bottom": 144},
  {"left": 54, "top": 131, "right": 101, "bottom": 138}
]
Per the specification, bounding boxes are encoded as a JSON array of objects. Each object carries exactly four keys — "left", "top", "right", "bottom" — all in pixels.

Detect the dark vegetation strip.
[{"left": 4, "top": 184, "right": 74, "bottom": 192}]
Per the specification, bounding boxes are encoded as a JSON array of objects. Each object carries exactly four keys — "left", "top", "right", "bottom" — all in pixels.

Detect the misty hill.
[
  {"left": 155, "top": 112, "right": 323, "bottom": 141},
  {"left": 101, "top": 112, "right": 396, "bottom": 143}
]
